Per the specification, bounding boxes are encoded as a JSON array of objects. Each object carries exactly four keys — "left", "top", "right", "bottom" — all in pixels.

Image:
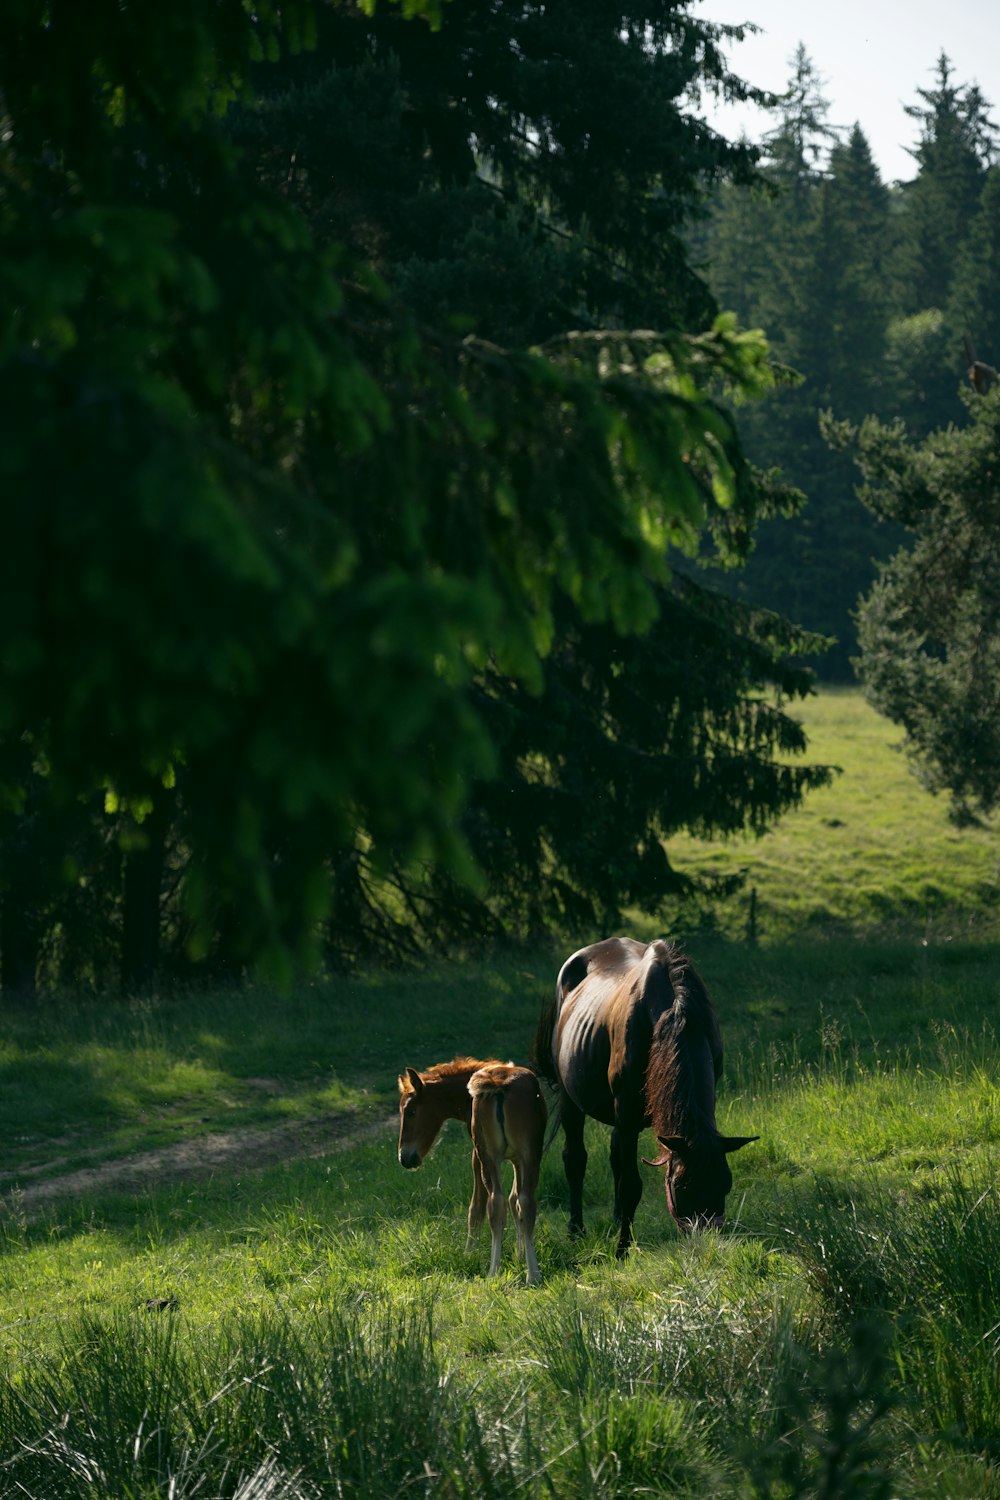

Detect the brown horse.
[
  {"left": 534, "top": 936, "right": 757, "bottom": 1256},
  {"left": 397, "top": 1057, "right": 547, "bottom": 1284}
]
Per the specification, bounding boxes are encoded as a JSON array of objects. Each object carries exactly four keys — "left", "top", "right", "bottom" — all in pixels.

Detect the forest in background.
[{"left": 696, "top": 46, "right": 1000, "bottom": 676}]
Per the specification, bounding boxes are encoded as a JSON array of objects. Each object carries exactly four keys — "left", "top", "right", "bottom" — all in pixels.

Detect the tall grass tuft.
[
  {"left": 777, "top": 1163, "right": 1000, "bottom": 1485},
  {"left": 0, "top": 1303, "right": 462, "bottom": 1498},
  {"left": 524, "top": 1290, "right": 901, "bottom": 1497}
]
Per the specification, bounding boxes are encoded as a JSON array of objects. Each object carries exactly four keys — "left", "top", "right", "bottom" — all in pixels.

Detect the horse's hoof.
[{"left": 568, "top": 1222, "right": 585, "bottom": 1239}]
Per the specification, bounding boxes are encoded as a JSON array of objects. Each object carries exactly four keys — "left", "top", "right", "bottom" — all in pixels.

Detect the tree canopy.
[
  {"left": 699, "top": 48, "right": 998, "bottom": 677},
  {"left": 1, "top": 0, "right": 828, "bottom": 989}
]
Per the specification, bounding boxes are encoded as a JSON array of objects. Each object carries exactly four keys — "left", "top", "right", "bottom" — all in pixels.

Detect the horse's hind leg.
[
  {"left": 610, "top": 1127, "right": 624, "bottom": 1223},
  {"left": 561, "top": 1094, "right": 587, "bottom": 1237}
]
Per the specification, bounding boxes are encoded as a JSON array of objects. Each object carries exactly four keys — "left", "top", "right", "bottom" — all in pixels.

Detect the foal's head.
[
  {"left": 397, "top": 1061, "right": 481, "bottom": 1169},
  {"left": 397, "top": 1067, "right": 439, "bottom": 1168}
]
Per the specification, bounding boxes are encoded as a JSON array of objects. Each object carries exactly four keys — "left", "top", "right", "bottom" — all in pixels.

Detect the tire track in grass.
[{"left": 2, "top": 1111, "right": 397, "bottom": 1213}]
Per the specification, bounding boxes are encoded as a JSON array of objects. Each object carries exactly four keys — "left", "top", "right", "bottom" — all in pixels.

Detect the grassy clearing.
[
  {"left": 663, "top": 687, "right": 1000, "bottom": 943},
  {"left": 1, "top": 689, "right": 999, "bottom": 1496},
  {"left": 1, "top": 935, "right": 998, "bottom": 1497},
  {"left": 0, "top": 957, "right": 551, "bottom": 1187}
]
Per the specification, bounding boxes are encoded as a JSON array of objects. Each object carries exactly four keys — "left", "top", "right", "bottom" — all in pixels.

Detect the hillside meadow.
[
  {"left": 0, "top": 688, "right": 998, "bottom": 1498},
  {"left": 664, "top": 686, "right": 1000, "bottom": 943}
]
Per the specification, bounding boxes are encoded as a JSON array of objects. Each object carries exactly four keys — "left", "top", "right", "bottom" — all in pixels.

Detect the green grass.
[
  {"left": 1, "top": 688, "right": 1000, "bottom": 1497},
  {"left": 662, "top": 687, "right": 1000, "bottom": 943},
  {"left": 0, "top": 958, "right": 552, "bottom": 1187},
  {"left": 1, "top": 937, "right": 998, "bottom": 1497}
]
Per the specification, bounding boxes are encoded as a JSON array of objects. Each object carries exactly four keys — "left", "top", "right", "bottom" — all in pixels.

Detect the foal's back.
[{"left": 468, "top": 1062, "right": 547, "bottom": 1161}]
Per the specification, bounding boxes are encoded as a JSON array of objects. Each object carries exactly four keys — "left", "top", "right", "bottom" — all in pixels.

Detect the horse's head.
[
  {"left": 642, "top": 1133, "right": 758, "bottom": 1232},
  {"left": 397, "top": 1066, "right": 439, "bottom": 1169}
]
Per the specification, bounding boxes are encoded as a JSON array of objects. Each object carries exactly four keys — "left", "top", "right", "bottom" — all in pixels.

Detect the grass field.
[
  {"left": 662, "top": 687, "right": 1000, "bottom": 944},
  {"left": 0, "top": 689, "right": 998, "bottom": 1498}
]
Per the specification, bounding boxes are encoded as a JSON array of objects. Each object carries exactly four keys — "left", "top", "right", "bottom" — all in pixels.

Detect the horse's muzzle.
[
  {"left": 677, "top": 1214, "right": 725, "bottom": 1234},
  {"left": 398, "top": 1148, "right": 422, "bottom": 1169}
]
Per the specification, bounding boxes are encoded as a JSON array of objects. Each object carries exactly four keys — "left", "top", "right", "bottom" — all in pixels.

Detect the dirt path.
[{"left": 2, "top": 1112, "right": 396, "bottom": 1214}]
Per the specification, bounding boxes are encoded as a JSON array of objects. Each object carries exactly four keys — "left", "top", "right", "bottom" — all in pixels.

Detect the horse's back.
[
  {"left": 556, "top": 935, "right": 649, "bottom": 1003},
  {"left": 557, "top": 936, "right": 680, "bottom": 1027},
  {"left": 552, "top": 937, "right": 683, "bottom": 1124}
]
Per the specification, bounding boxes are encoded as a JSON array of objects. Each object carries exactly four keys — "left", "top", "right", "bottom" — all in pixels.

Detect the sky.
[{"left": 694, "top": 0, "right": 1000, "bottom": 184}]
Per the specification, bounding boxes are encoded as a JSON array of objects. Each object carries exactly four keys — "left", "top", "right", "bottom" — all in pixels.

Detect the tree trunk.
[
  {"left": 0, "top": 887, "right": 40, "bottom": 998},
  {"left": 0, "top": 774, "right": 44, "bottom": 999},
  {"left": 120, "top": 788, "right": 172, "bottom": 996}
]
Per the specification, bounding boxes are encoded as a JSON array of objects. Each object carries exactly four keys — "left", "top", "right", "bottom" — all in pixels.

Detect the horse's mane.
[{"left": 644, "top": 944, "right": 719, "bottom": 1144}]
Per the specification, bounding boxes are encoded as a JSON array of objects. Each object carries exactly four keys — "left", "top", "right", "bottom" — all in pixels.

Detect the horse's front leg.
[
  {"left": 467, "top": 1149, "right": 488, "bottom": 1249},
  {"left": 610, "top": 1127, "right": 623, "bottom": 1223},
  {"left": 612, "top": 1119, "right": 642, "bottom": 1258},
  {"left": 561, "top": 1094, "right": 587, "bottom": 1237}
]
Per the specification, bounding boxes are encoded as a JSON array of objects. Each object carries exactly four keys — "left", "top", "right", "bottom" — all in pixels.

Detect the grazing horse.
[
  {"left": 397, "top": 1057, "right": 547, "bottom": 1284},
  {"left": 534, "top": 936, "right": 757, "bottom": 1256}
]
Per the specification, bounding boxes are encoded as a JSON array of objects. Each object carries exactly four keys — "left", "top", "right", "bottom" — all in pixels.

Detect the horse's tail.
[
  {"left": 532, "top": 994, "right": 558, "bottom": 1085},
  {"left": 540, "top": 1096, "right": 563, "bottom": 1153},
  {"left": 532, "top": 994, "right": 564, "bottom": 1152}
]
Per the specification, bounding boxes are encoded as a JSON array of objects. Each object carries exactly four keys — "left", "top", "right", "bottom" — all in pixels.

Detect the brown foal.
[{"left": 397, "top": 1056, "right": 547, "bottom": 1284}]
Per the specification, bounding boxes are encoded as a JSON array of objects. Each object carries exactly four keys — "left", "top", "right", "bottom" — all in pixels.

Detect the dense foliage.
[
  {"left": 833, "top": 386, "right": 1000, "bottom": 823},
  {"left": 1, "top": 0, "right": 829, "bottom": 991},
  {"left": 233, "top": 3, "right": 832, "bottom": 964},
  {"left": 699, "top": 50, "right": 999, "bottom": 676}
]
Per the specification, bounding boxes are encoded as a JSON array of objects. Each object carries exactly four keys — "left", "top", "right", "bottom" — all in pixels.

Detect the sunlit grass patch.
[{"left": 663, "top": 687, "right": 1000, "bottom": 943}]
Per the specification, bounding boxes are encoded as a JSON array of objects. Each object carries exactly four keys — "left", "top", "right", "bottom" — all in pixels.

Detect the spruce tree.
[
  {"left": 822, "top": 128, "right": 892, "bottom": 419},
  {"left": 948, "top": 165, "right": 1000, "bottom": 373},
  {"left": 890, "top": 53, "right": 996, "bottom": 319},
  {"left": 236, "top": 5, "right": 833, "bottom": 959},
  {"left": 701, "top": 55, "right": 898, "bottom": 676},
  {"left": 1, "top": 0, "right": 828, "bottom": 984},
  {"left": 847, "top": 386, "right": 1000, "bottom": 821}
]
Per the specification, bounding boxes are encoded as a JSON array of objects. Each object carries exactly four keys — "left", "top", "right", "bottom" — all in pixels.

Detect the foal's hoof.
[
  {"left": 614, "top": 1240, "right": 632, "bottom": 1260},
  {"left": 568, "top": 1221, "right": 585, "bottom": 1239}
]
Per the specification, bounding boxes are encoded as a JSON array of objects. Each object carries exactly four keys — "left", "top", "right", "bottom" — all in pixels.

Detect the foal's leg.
[
  {"left": 613, "top": 1119, "right": 643, "bottom": 1259},
  {"left": 560, "top": 1094, "right": 588, "bottom": 1237},
  {"left": 508, "top": 1179, "right": 523, "bottom": 1258},
  {"left": 511, "top": 1157, "right": 541, "bottom": 1285},
  {"left": 471, "top": 1098, "right": 507, "bottom": 1273},
  {"left": 480, "top": 1155, "right": 507, "bottom": 1276},
  {"left": 467, "top": 1149, "right": 488, "bottom": 1248}
]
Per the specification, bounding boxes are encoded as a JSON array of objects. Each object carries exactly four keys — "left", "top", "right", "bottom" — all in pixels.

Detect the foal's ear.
[
  {"left": 398, "top": 1067, "right": 424, "bottom": 1095},
  {"left": 721, "top": 1134, "right": 759, "bottom": 1154}
]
